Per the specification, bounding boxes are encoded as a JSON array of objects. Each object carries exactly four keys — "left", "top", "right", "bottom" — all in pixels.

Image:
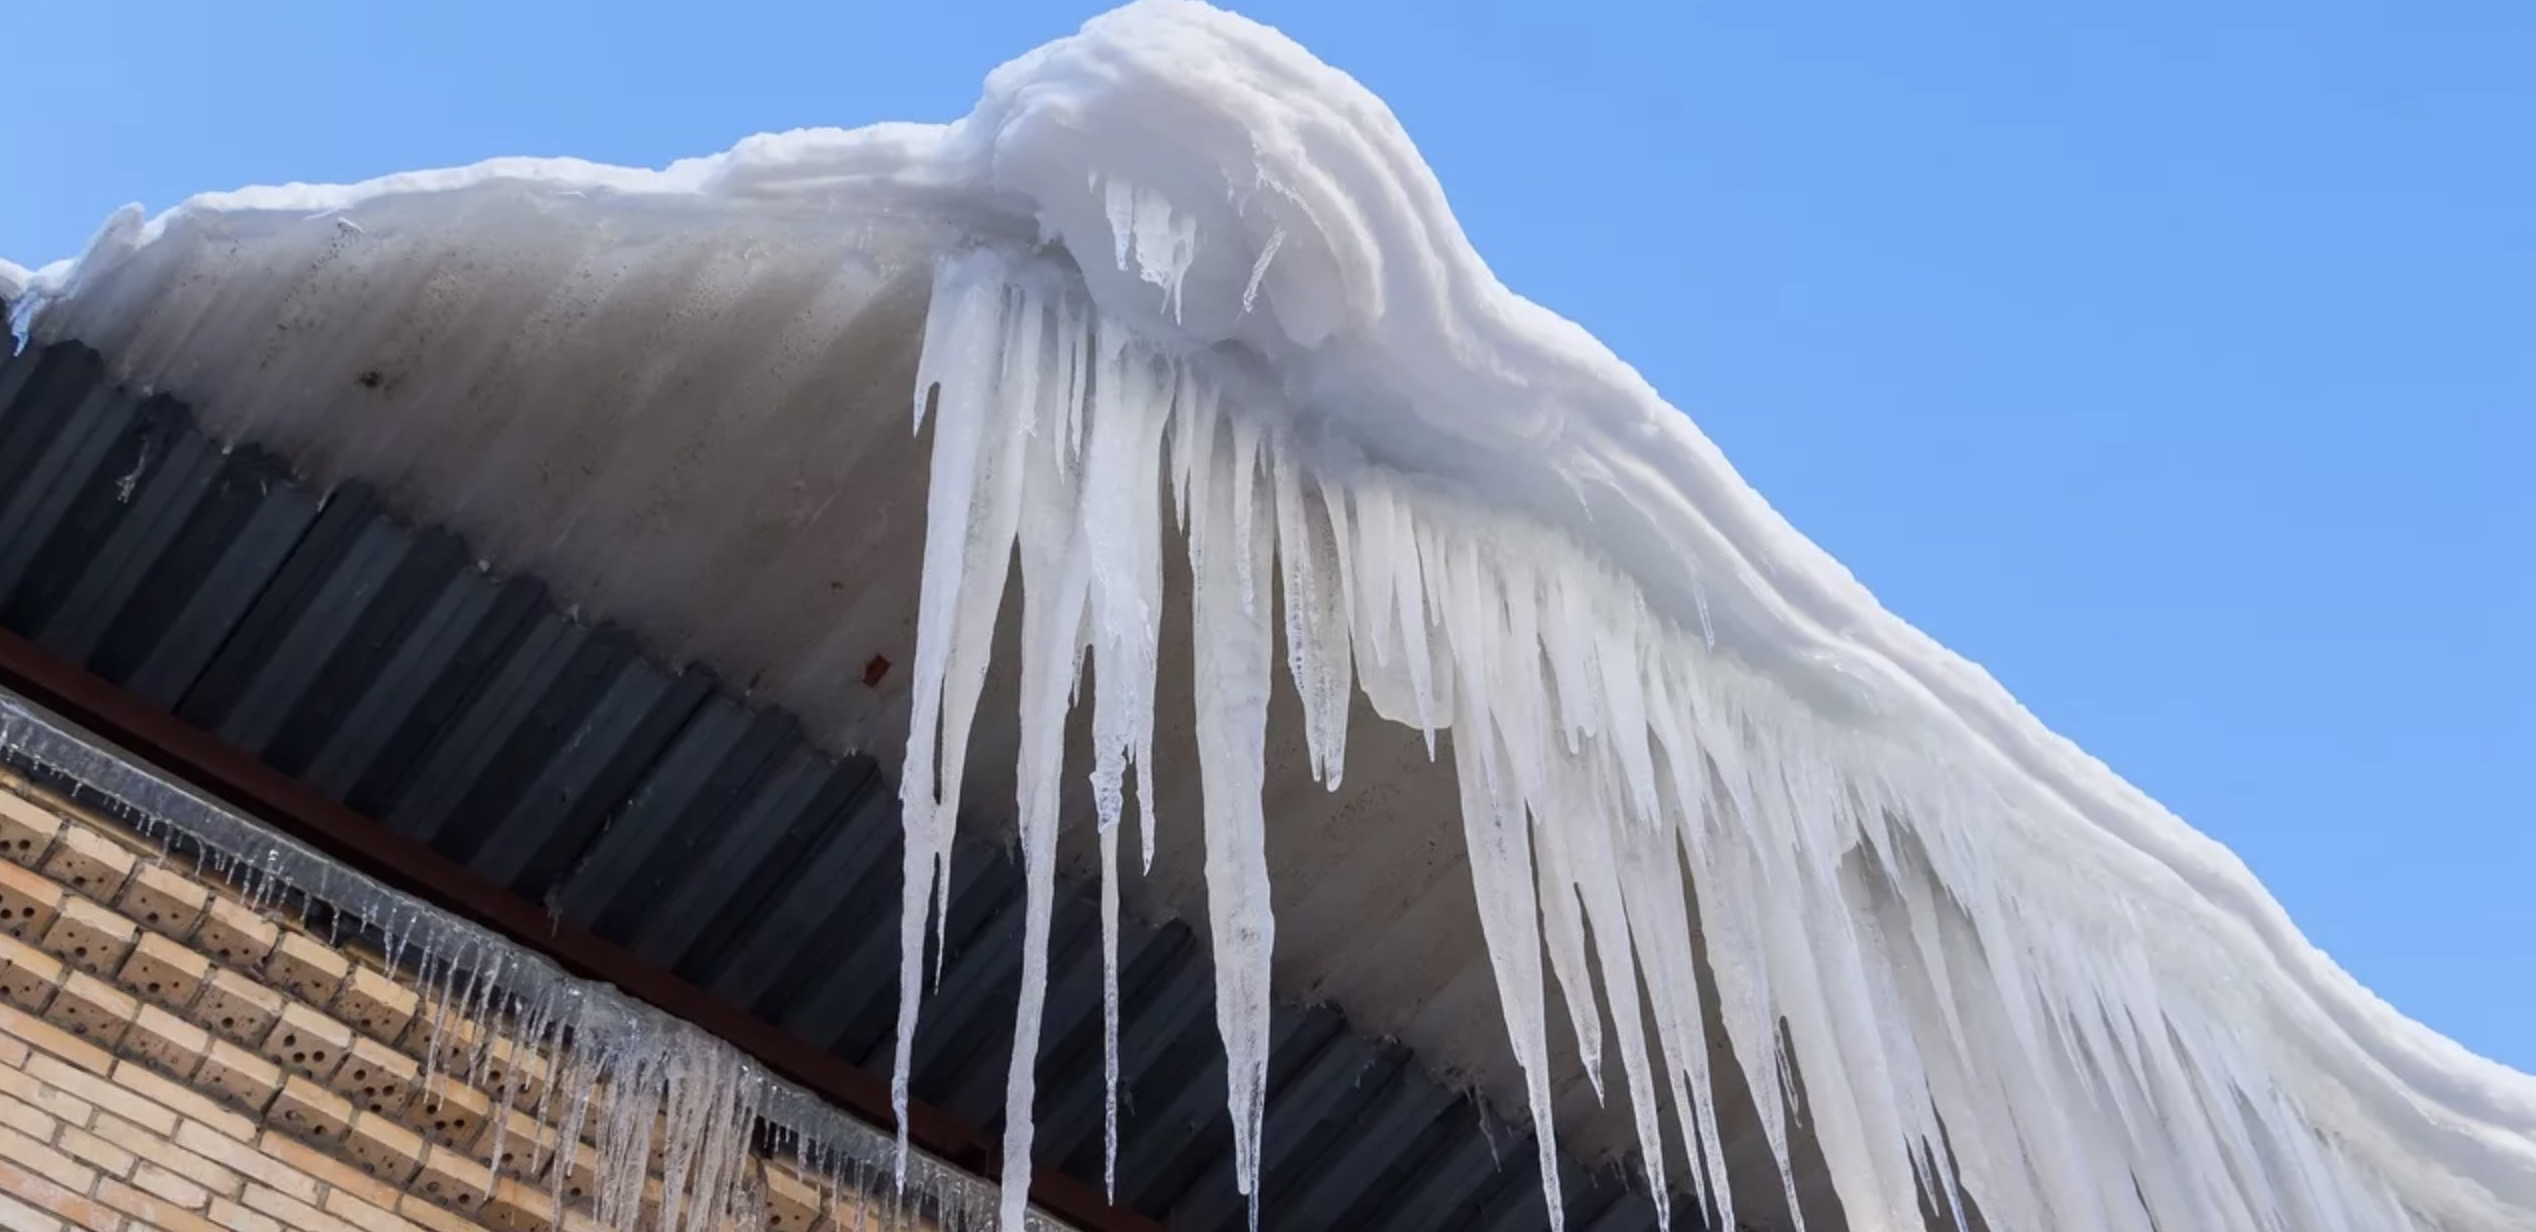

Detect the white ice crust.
[{"left": 15, "top": 3, "right": 2532, "bottom": 1230}]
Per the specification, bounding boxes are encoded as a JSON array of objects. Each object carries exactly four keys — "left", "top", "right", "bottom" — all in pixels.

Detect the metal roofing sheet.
[{"left": 0, "top": 330, "right": 1705, "bottom": 1231}]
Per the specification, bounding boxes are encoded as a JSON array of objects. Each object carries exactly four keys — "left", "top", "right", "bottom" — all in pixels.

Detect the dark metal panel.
[
  {"left": 1, "top": 394, "right": 186, "bottom": 636},
  {"left": 259, "top": 526, "right": 471, "bottom": 779},
  {"left": 701, "top": 776, "right": 902, "bottom": 1007},
  {"left": 332, "top": 571, "right": 548, "bottom": 815},
  {"left": 121, "top": 475, "right": 322, "bottom": 710},
  {"left": 0, "top": 385, "right": 144, "bottom": 604},
  {"left": 32, "top": 426, "right": 227, "bottom": 664},
  {"left": 0, "top": 336, "right": 1708, "bottom": 1232},
  {"left": 176, "top": 483, "right": 383, "bottom": 730},
  {"left": 1359, "top": 1119, "right": 1514, "bottom": 1232},
  {"left": 632, "top": 750, "right": 874, "bottom": 969},
  {"left": 559, "top": 696, "right": 795, "bottom": 936},
  {"left": 380, "top": 609, "right": 593, "bottom": 842},
  {"left": 465, "top": 658, "right": 711, "bottom": 895},
  {"left": 1269, "top": 1056, "right": 1457, "bottom": 1231}
]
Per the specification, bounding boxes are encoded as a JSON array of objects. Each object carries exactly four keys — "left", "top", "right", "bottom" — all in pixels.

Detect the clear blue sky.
[{"left": 7, "top": 1, "right": 2528, "bottom": 1071}]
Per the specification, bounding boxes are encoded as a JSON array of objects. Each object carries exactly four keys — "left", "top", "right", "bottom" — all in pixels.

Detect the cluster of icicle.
[
  {"left": 889, "top": 246, "right": 2435, "bottom": 1232},
  {"left": 0, "top": 693, "right": 1059, "bottom": 1232}
]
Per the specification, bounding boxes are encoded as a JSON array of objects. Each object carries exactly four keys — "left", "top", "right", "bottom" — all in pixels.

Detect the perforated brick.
[
  {"left": 49, "top": 969, "right": 139, "bottom": 1047},
  {"left": 332, "top": 964, "right": 418, "bottom": 1045},
  {"left": 116, "top": 863, "right": 210, "bottom": 937},
  {"left": 342, "top": 1112, "right": 427, "bottom": 1187},
  {"left": 0, "top": 793, "right": 61, "bottom": 867},
  {"left": 416, "top": 1078, "right": 492, "bottom": 1151},
  {"left": 262, "top": 931, "right": 351, "bottom": 1005},
  {"left": 764, "top": 1162, "right": 827, "bottom": 1232},
  {"left": 474, "top": 1106, "right": 563, "bottom": 1182},
  {"left": 39, "top": 824, "right": 136, "bottom": 901},
  {"left": 423, "top": 1014, "right": 551, "bottom": 1098},
  {"left": 482, "top": 1178, "right": 565, "bottom": 1232},
  {"left": 117, "top": 932, "right": 211, "bottom": 1011},
  {"left": 268, "top": 1074, "right": 355, "bottom": 1145},
  {"left": 115, "top": 1002, "right": 209, "bottom": 1083},
  {"left": 39, "top": 894, "right": 138, "bottom": 977},
  {"left": 0, "top": 859, "right": 63, "bottom": 943},
  {"left": 0, "top": 932, "right": 64, "bottom": 1011},
  {"left": 260, "top": 1002, "right": 353, "bottom": 1084},
  {"left": 195, "top": 1038, "right": 283, "bottom": 1114},
  {"left": 332, "top": 1033, "right": 424, "bottom": 1120},
  {"left": 415, "top": 1143, "right": 495, "bottom": 1211},
  {"left": 194, "top": 967, "right": 285, "bottom": 1046},
  {"left": 193, "top": 897, "right": 278, "bottom": 969}
]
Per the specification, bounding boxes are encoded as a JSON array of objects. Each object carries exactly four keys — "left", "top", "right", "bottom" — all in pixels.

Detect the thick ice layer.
[{"left": 15, "top": 2, "right": 2533, "bottom": 1230}]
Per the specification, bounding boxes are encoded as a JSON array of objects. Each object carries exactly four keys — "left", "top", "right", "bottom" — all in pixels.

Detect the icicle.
[{"left": 1183, "top": 389, "right": 1280, "bottom": 1218}]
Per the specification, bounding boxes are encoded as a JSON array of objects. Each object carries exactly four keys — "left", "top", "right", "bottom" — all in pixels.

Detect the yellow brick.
[
  {"left": 0, "top": 1063, "right": 94, "bottom": 1130},
  {"left": 192, "top": 898, "right": 277, "bottom": 970},
  {"left": 242, "top": 1182, "right": 370, "bottom": 1232},
  {"left": 319, "top": 1187, "right": 430, "bottom": 1232},
  {"left": 0, "top": 860, "right": 63, "bottom": 944},
  {"left": 114, "top": 864, "right": 209, "bottom": 938},
  {"left": 335, "top": 1035, "right": 421, "bottom": 1119},
  {"left": 413, "top": 1143, "right": 494, "bottom": 1211},
  {"left": 414, "top": 1077, "right": 491, "bottom": 1151},
  {"left": 261, "top": 932, "right": 350, "bottom": 1006},
  {"left": 98, "top": 1176, "right": 225, "bottom": 1232},
  {"left": 54, "top": 1121, "right": 137, "bottom": 1180},
  {"left": 0, "top": 794, "right": 62, "bottom": 867},
  {"left": 342, "top": 1111, "right": 426, "bottom": 1187},
  {"left": 0, "top": 1154, "right": 116, "bottom": 1232},
  {"left": 331, "top": 965, "right": 418, "bottom": 1045},
  {"left": 208, "top": 1197, "right": 286, "bottom": 1232},
  {"left": 118, "top": 1004, "right": 208, "bottom": 1081},
  {"left": 475, "top": 1106, "right": 563, "bottom": 1182},
  {"left": 39, "top": 825, "right": 136, "bottom": 902},
  {"left": 765, "top": 1161, "right": 827, "bottom": 1232},
  {"left": 400, "top": 1190, "right": 492, "bottom": 1232},
  {"left": 267, "top": 1075, "right": 354, "bottom": 1147},
  {"left": 0, "top": 1092, "right": 55, "bottom": 1142},
  {"left": 482, "top": 1177, "right": 567, "bottom": 1232},
  {"left": 112, "top": 1060, "right": 256, "bottom": 1143},
  {"left": 25, "top": 1051, "right": 176, "bottom": 1136},
  {"left": 192, "top": 1038, "right": 282, "bottom": 1116},
  {"left": 260, "top": 1002, "right": 352, "bottom": 1086},
  {"left": 170, "top": 1120, "right": 319, "bottom": 1204},
  {"left": 0, "top": 1189, "right": 64, "bottom": 1232},
  {"left": 0, "top": 1122, "right": 99, "bottom": 1195},
  {"left": 41, "top": 971, "right": 137, "bottom": 1051},
  {"left": 117, "top": 933, "right": 211, "bottom": 1013},
  {"left": 192, "top": 967, "right": 283, "bottom": 1047},
  {"left": 87, "top": 1111, "right": 242, "bottom": 1201},
  {"left": 0, "top": 933, "right": 65, "bottom": 1012},
  {"left": 128, "top": 1158, "right": 214, "bottom": 1212},
  {"left": 0, "top": 998, "right": 115, "bottom": 1075},
  {"left": 37, "top": 896, "right": 137, "bottom": 981}
]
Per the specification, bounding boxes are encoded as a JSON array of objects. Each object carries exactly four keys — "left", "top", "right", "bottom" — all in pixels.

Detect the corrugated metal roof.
[{"left": 0, "top": 329, "right": 1705, "bottom": 1231}]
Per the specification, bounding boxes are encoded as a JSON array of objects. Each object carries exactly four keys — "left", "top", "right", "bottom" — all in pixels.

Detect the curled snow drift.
[{"left": 14, "top": 2, "right": 2532, "bottom": 1230}]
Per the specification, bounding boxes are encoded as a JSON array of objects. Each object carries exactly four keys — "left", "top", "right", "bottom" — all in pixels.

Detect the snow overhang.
[{"left": 12, "top": 2, "right": 2532, "bottom": 1230}]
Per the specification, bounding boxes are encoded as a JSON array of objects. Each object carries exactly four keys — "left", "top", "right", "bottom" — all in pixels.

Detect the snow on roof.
[{"left": 15, "top": 2, "right": 2532, "bottom": 1230}]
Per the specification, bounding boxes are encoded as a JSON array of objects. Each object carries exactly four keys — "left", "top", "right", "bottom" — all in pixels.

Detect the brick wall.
[{"left": 0, "top": 768, "right": 901, "bottom": 1232}]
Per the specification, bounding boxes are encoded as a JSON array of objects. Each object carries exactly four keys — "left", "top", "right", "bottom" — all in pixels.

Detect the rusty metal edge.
[{"left": 0, "top": 621, "right": 1167, "bottom": 1232}]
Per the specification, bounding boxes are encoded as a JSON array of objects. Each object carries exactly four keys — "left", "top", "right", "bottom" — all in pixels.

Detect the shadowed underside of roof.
[{"left": 0, "top": 328, "right": 1714, "bottom": 1231}]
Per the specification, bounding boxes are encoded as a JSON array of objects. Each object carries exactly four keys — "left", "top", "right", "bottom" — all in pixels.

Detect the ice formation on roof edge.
[
  {"left": 7, "top": 0, "right": 2529, "bottom": 1229},
  {"left": 0, "top": 693, "right": 1059, "bottom": 1232},
  {"left": 883, "top": 4, "right": 2535, "bottom": 1231}
]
